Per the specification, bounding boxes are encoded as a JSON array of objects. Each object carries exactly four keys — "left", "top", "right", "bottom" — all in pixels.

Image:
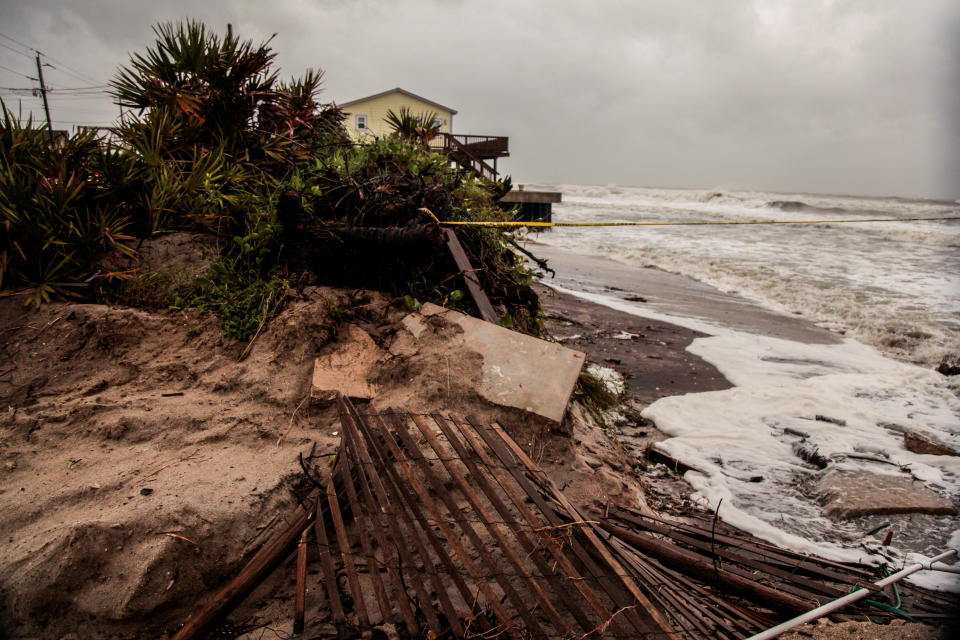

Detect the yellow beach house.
[{"left": 339, "top": 87, "right": 458, "bottom": 140}]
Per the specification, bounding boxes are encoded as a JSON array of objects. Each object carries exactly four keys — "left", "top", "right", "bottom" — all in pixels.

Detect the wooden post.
[
  {"left": 443, "top": 228, "right": 498, "bottom": 324},
  {"left": 294, "top": 528, "right": 309, "bottom": 634},
  {"left": 171, "top": 491, "right": 319, "bottom": 640}
]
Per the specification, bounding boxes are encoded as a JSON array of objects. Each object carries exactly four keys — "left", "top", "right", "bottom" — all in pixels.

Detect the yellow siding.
[{"left": 342, "top": 92, "right": 454, "bottom": 141}]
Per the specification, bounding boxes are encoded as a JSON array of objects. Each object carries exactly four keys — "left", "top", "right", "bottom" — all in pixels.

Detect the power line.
[
  {"left": 37, "top": 53, "right": 102, "bottom": 86},
  {"left": 52, "top": 85, "right": 110, "bottom": 91},
  {"left": 0, "top": 62, "right": 33, "bottom": 79},
  {"left": 0, "top": 30, "right": 104, "bottom": 85},
  {"left": 0, "top": 40, "right": 33, "bottom": 61},
  {"left": 0, "top": 31, "right": 34, "bottom": 54},
  {"left": 45, "top": 64, "right": 101, "bottom": 86}
]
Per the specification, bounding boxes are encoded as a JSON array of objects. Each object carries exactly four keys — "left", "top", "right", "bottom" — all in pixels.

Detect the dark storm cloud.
[{"left": 2, "top": 0, "right": 957, "bottom": 198}]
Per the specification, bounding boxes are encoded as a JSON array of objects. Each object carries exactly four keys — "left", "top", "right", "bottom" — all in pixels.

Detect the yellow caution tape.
[{"left": 418, "top": 208, "right": 960, "bottom": 228}]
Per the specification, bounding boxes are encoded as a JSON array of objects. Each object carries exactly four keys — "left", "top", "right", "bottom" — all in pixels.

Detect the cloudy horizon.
[{"left": 2, "top": 0, "right": 958, "bottom": 200}]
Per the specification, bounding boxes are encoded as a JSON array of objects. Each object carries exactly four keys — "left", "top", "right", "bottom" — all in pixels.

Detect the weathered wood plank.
[{"left": 444, "top": 228, "right": 499, "bottom": 324}]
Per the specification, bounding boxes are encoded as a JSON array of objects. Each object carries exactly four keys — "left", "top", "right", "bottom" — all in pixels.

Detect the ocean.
[{"left": 528, "top": 184, "right": 960, "bottom": 590}]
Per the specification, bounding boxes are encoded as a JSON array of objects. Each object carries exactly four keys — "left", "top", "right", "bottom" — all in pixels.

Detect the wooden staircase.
[{"left": 430, "top": 133, "right": 509, "bottom": 181}]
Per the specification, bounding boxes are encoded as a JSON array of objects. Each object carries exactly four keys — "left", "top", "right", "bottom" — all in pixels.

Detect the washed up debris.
[
  {"left": 172, "top": 396, "right": 958, "bottom": 639},
  {"left": 173, "top": 396, "right": 673, "bottom": 638},
  {"left": 903, "top": 432, "right": 960, "bottom": 457},
  {"left": 400, "top": 303, "right": 586, "bottom": 424},
  {"left": 646, "top": 444, "right": 709, "bottom": 476},
  {"left": 596, "top": 505, "right": 955, "bottom": 635},
  {"left": 936, "top": 354, "right": 960, "bottom": 376},
  {"left": 815, "top": 415, "right": 847, "bottom": 426},
  {"left": 310, "top": 324, "right": 381, "bottom": 402},
  {"left": 815, "top": 469, "right": 957, "bottom": 519},
  {"left": 793, "top": 441, "right": 829, "bottom": 469}
]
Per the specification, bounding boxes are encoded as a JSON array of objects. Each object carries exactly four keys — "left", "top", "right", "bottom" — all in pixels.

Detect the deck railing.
[{"left": 429, "top": 133, "right": 508, "bottom": 181}]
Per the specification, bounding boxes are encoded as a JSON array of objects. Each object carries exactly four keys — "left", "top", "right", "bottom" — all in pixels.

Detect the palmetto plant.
[
  {"left": 111, "top": 21, "right": 278, "bottom": 152},
  {"left": 384, "top": 106, "right": 441, "bottom": 146},
  {"left": 110, "top": 20, "right": 347, "bottom": 237},
  {"left": 0, "top": 105, "right": 135, "bottom": 306}
]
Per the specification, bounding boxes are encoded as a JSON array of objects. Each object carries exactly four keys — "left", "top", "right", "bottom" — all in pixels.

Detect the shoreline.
[{"left": 532, "top": 244, "right": 960, "bottom": 583}]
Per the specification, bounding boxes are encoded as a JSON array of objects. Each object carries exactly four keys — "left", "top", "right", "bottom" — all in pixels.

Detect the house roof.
[{"left": 339, "top": 87, "right": 458, "bottom": 115}]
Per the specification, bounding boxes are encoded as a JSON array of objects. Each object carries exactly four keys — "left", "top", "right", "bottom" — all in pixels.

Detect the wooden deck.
[{"left": 429, "top": 133, "right": 509, "bottom": 180}]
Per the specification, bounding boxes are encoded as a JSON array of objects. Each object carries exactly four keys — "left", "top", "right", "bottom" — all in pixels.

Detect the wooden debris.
[
  {"left": 172, "top": 396, "right": 957, "bottom": 639},
  {"left": 444, "top": 228, "right": 499, "bottom": 323},
  {"left": 294, "top": 529, "right": 308, "bottom": 635},
  {"left": 170, "top": 489, "right": 321, "bottom": 640}
]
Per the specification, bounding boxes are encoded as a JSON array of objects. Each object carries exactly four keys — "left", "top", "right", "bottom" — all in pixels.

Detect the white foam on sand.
[{"left": 553, "top": 285, "right": 960, "bottom": 590}]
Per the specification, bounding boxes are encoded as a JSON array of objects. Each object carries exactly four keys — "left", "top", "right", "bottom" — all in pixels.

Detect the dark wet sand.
[
  {"left": 533, "top": 243, "right": 845, "bottom": 406},
  {"left": 536, "top": 283, "right": 732, "bottom": 405}
]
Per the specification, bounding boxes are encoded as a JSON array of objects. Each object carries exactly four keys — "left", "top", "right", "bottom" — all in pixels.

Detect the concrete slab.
[
  {"left": 416, "top": 303, "right": 586, "bottom": 423},
  {"left": 816, "top": 469, "right": 957, "bottom": 519},
  {"left": 903, "top": 432, "right": 959, "bottom": 457},
  {"left": 311, "top": 324, "right": 381, "bottom": 402}
]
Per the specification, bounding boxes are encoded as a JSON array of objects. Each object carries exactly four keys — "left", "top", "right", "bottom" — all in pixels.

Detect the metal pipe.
[{"left": 744, "top": 549, "right": 958, "bottom": 640}]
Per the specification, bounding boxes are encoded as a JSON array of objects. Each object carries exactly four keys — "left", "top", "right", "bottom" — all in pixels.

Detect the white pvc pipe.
[
  {"left": 744, "top": 549, "right": 958, "bottom": 640},
  {"left": 926, "top": 561, "right": 960, "bottom": 574}
]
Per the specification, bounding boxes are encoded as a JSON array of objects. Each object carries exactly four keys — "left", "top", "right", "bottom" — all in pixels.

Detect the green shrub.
[{"left": 0, "top": 107, "right": 136, "bottom": 306}]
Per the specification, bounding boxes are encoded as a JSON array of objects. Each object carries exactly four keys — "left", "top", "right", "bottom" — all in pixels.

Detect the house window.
[{"left": 355, "top": 114, "right": 368, "bottom": 131}]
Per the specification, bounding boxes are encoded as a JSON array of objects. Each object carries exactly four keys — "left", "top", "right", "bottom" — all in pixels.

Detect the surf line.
[{"left": 419, "top": 208, "right": 960, "bottom": 228}]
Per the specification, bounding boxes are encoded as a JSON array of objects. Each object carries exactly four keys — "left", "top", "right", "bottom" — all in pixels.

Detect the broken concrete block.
[
  {"left": 311, "top": 324, "right": 381, "bottom": 402},
  {"left": 414, "top": 303, "right": 586, "bottom": 423},
  {"left": 903, "top": 432, "right": 959, "bottom": 457},
  {"left": 816, "top": 469, "right": 957, "bottom": 519}
]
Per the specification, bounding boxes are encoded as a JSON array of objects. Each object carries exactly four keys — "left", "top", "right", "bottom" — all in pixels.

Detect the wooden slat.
[
  {"left": 359, "top": 410, "right": 474, "bottom": 635},
  {"left": 338, "top": 407, "right": 419, "bottom": 634},
  {"left": 409, "top": 413, "right": 569, "bottom": 637},
  {"left": 313, "top": 499, "right": 347, "bottom": 636},
  {"left": 466, "top": 417, "right": 650, "bottom": 637},
  {"left": 444, "top": 229, "right": 499, "bottom": 324},
  {"left": 324, "top": 469, "right": 371, "bottom": 630},
  {"left": 484, "top": 419, "right": 677, "bottom": 636},
  {"left": 382, "top": 412, "right": 524, "bottom": 636},
  {"left": 294, "top": 529, "right": 308, "bottom": 635},
  {"left": 597, "top": 519, "right": 819, "bottom": 616},
  {"left": 608, "top": 511, "right": 850, "bottom": 600},
  {"left": 337, "top": 399, "right": 448, "bottom": 635},
  {"left": 437, "top": 413, "right": 599, "bottom": 634},
  {"left": 171, "top": 491, "right": 319, "bottom": 640},
  {"left": 336, "top": 445, "right": 394, "bottom": 626}
]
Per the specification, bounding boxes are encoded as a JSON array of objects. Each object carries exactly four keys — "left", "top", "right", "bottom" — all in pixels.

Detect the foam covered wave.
[
  {"left": 553, "top": 286, "right": 960, "bottom": 591},
  {"left": 539, "top": 185, "right": 960, "bottom": 367}
]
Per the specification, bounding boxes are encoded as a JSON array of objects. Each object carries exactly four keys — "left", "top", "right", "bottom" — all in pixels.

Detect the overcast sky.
[{"left": 1, "top": 0, "right": 958, "bottom": 199}]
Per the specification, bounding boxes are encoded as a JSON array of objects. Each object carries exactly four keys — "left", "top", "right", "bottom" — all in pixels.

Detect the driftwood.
[
  {"left": 596, "top": 520, "right": 820, "bottom": 615},
  {"left": 294, "top": 529, "right": 308, "bottom": 634},
  {"left": 645, "top": 445, "right": 708, "bottom": 476},
  {"left": 170, "top": 490, "right": 320, "bottom": 640}
]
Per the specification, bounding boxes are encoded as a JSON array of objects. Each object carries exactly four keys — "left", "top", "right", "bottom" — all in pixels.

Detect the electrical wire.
[
  {"left": 37, "top": 53, "right": 103, "bottom": 85},
  {"left": 0, "top": 62, "right": 33, "bottom": 79},
  {"left": 44, "top": 63, "right": 102, "bottom": 86},
  {"left": 0, "top": 40, "right": 34, "bottom": 61},
  {"left": 0, "top": 31, "right": 34, "bottom": 54},
  {"left": 0, "top": 30, "right": 104, "bottom": 85}
]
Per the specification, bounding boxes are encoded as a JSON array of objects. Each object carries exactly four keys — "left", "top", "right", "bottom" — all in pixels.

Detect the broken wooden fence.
[{"left": 174, "top": 397, "right": 957, "bottom": 639}]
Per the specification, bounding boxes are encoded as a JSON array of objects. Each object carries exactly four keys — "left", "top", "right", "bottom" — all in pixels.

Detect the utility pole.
[{"left": 35, "top": 52, "right": 53, "bottom": 140}]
